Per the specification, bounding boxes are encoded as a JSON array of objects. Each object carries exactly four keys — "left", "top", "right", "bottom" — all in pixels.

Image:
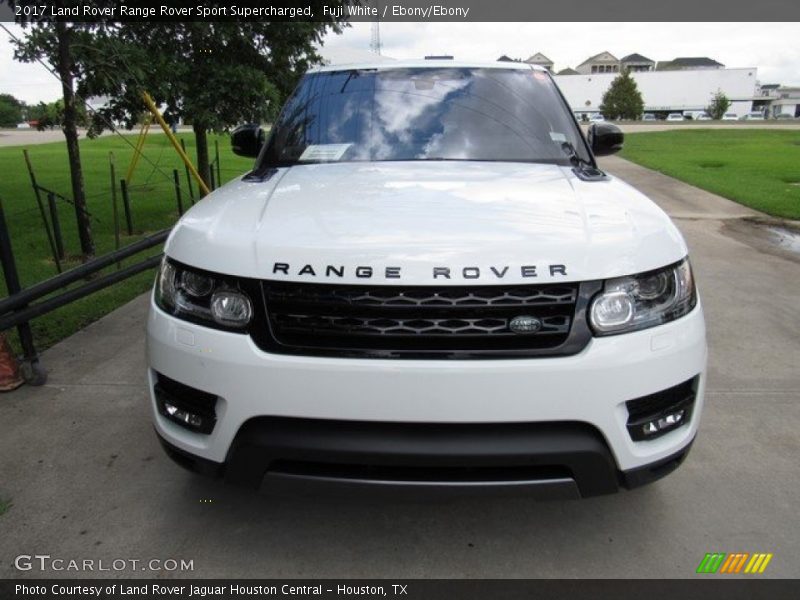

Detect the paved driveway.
[
  {"left": 0, "top": 157, "right": 798, "bottom": 579},
  {"left": 0, "top": 128, "right": 186, "bottom": 147}
]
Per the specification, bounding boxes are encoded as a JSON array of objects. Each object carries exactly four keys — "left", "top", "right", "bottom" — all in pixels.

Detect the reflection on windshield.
[{"left": 261, "top": 68, "right": 589, "bottom": 167}]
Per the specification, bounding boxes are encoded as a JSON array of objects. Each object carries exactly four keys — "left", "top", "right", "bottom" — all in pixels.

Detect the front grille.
[
  {"left": 253, "top": 281, "right": 598, "bottom": 359},
  {"left": 273, "top": 313, "right": 570, "bottom": 336}
]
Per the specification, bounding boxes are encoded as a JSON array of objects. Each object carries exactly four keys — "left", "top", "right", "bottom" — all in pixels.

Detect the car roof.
[{"left": 309, "top": 59, "right": 544, "bottom": 73}]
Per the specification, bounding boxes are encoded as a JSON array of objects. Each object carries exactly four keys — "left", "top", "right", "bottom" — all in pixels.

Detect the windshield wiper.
[
  {"left": 561, "top": 141, "right": 606, "bottom": 181},
  {"left": 340, "top": 68, "right": 377, "bottom": 93},
  {"left": 340, "top": 70, "right": 358, "bottom": 93}
]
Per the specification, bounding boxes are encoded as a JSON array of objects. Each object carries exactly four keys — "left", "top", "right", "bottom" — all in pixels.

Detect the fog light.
[
  {"left": 210, "top": 290, "right": 253, "bottom": 328},
  {"left": 642, "top": 409, "right": 685, "bottom": 437},
  {"left": 154, "top": 374, "right": 217, "bottom": 434},
  {"left": 163, "top": 401, "right": 205, "bottom": 430}
]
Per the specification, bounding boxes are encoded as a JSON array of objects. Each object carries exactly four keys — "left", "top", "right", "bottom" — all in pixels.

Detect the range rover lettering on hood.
[{"left": 272, "top": 263, "right": 568, "bottom": 280}]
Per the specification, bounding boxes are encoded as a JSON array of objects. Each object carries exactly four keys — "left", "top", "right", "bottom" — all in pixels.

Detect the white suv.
[{"left": 147, "top": 61, "right": 706, "bottom": 498}]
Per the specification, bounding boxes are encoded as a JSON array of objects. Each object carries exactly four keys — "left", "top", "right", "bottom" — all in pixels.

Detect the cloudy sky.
[{"left": 2, "top": 21, "right": 799, "bottom": 104}]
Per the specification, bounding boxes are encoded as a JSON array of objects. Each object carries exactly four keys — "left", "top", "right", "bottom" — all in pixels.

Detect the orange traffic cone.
[{"left": 0, "top": 332, "right": 24, "bottom": 392}]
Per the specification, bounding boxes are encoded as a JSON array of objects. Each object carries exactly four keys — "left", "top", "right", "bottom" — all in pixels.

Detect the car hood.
[{"left": 166, "top": 161, "right": 687, "bottom": 285}]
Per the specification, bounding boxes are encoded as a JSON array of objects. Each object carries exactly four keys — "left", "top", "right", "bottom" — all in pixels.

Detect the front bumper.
[
  {"left": 146, "top": 296, "right": 706, "bottom": 496},
  {"left": 155, "top": 421, "right": 694, "bottom": 499}
]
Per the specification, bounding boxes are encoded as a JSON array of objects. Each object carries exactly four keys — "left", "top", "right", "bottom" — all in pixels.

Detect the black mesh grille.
[
  {"left": 272, "top": 313, "right": 571, "bottom": 336},
  {"left": 254, "top": 281, "right": 597, "bottom": 359},
  {"left": 267, "top": 285, "right": 578, "bottom": 307}
]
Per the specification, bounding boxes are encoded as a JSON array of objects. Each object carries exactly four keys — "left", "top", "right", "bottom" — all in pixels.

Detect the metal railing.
[{"left": 0, "top": 196, "right": 168, "bottom": 385}]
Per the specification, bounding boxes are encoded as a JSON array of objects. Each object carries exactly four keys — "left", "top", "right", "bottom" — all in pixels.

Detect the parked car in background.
[
  {"left": 740, "top": 112, "right": 764, "bottom": 121},
  {"left": 589, "top": 113, "right": 605, "bottom": 123},
  {"left": 667, "top": 113, "right": 685, "bottom": 122},
  {"left": 695, "top": 112, "right": 712, "bottom": 121},
  {"left": 721, "top": 113, "right": 738, "bottom": 121},
  {"left": 642, "top": 114, "right": 657, "bottom": 122}
]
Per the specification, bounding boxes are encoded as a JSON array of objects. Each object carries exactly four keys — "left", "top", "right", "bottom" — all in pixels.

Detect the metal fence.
[{"left": 0, "top": 196, "right": 169, "bottom": 385}]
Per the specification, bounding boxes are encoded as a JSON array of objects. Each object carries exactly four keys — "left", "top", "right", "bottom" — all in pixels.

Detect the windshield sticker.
[
  {"left": 549, "top": 132, "right": 567, "bottom": 143},
  {"left": 298, "top": 143, "right": 352, "bottom": 162}
]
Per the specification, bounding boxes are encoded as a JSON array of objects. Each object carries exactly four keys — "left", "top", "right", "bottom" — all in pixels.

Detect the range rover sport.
[{"left": 146, "top": 60, "right": 707, "bottom": 498}]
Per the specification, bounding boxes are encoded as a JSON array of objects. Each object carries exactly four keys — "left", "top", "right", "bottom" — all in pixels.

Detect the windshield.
[{"left": 259, "top": 67, "right": 590, "bottom": 167}]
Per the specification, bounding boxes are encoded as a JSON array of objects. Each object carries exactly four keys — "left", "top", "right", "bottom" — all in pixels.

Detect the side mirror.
[
  {"left": 231, "top": 124, "right": 265, "bottom": 158},
  {"left": 588, "top": 123, "right": 624, "bottom": 156}
]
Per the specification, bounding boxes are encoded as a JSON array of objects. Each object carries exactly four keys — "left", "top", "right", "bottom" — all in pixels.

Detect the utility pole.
[{"left": 370, "top": 20, "right": 382, "bottom": 55}]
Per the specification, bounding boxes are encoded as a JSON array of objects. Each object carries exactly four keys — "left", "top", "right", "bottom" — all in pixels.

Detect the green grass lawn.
[
  {"left": 619, "top": 129, "right": 800, "bottom": 220},
  {"left": 0, "top": 131, "right": 253, "bottom": 353}
]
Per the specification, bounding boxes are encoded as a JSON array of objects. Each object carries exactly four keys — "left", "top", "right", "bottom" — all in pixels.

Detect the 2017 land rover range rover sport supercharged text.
[{"left": 146, "top": 60, "right": 707, "bottom": 498}]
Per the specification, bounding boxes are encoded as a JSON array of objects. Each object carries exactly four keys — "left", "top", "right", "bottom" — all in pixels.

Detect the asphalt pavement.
[{"left": 0, "top": 156, "right": 798, "bottom": 579}]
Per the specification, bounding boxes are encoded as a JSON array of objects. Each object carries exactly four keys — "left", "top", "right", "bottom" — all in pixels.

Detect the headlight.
[
  {"left": 589, "top": 258, "right": 696, "bottom": 335},
  {"left": 155, "top": 258, "right": 253, "bottom": 331}
]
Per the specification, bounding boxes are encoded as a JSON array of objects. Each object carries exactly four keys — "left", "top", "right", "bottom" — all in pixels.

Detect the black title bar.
[
  {"left": 3, "top": 579, "right": 800, "bottom": 600},
  {"left": 2, "top": 0, "right": 800, "bottom": 22}
]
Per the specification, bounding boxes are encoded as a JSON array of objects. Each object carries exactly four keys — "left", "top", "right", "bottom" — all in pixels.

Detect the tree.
[
  {"left": 23, "top": 99, "right": 88, "bottom": 130},
  {"left": 12, "top": 2, "right": 347, "bottom": 262},
  {"left": 79, "top": 14, "right": 348, "bottom": 194},
  {"left": 706, "top": 90, "right": 731, "bottom": 120},
  {"left": 599, "top": 69, "right": 645, "bottom": 120},
  {"left": 24, "top": 102, "right": 51, "bottom": 126},
  {"left": 0, "top": 94, "right": 24, "bottom": 127},
  {"left": 12, "top": 16, "right": 100, "bottom": 259}
]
